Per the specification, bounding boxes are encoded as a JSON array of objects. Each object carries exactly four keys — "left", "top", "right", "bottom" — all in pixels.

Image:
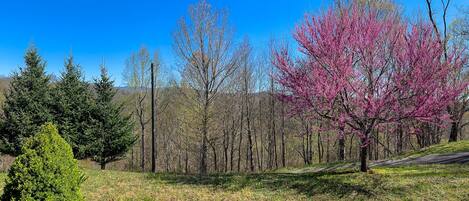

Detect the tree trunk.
[
  {"left": 338, "top": 136, "right": 345, "bottom": 161},
  {"left": 396, "top": 124, "right": 403, "bottom": 154},
  {"left": 280, "top": 103, "right": 286, "bottom": 168},
  {"left": 258, "top": 97, "right": 264, "bottom": 171},
  {"left": 318, "top": 131, "right": 323, "bottom": 163},
  {"left": 200, "top": 135, "right": 208, "bottom": 175},
  {"left": 360, "top": 138, "right": 368, "bottom": 172},
  {"left": 237, "top": 106, "right": 244, "bottom": 172},
  {"left": 140, "top": 123, "right": 145, "bottom": 171},
  {"left": 307, "top": 122, "right": 313, "bottom": 164},
  {"left": 223, "top": 129, "right": 229, "bottom": 172},
  {"left": 246, "top": 121, "right": 254, "bottom": 172},
  {"left": 230, "top": 120, "right": 236, "bottom": 171},
  {"left": 253, "top": 120, "right": 260, "bottom": 171},
  {"left": 200, "top": 87, "right": 209, "bottom": 175},
  {"left": 449, "top": 121, "right": 459, "bottom": 142},
  {"left": 326, "top": 132, "right": 330, "bottom": 163},
  {"left": 151, "top": 62, "right": 157, "bottom": 173},
  {"left": 210, "top": 141, "right": 218, "bottom": 172},
  {"left": 101, "top": 162, "right": 106, "bottom": 170},
  {"left": 185, "top": 149, "right": 189, "bottom": 174}
]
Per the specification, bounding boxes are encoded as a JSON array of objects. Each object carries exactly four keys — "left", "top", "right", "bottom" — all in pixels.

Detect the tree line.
[
  {"left": 0, "top": 0, "right": 468, "bottom": 174},
  {"left": 0, "top": 48, "right": 135, "bottom": 170}
]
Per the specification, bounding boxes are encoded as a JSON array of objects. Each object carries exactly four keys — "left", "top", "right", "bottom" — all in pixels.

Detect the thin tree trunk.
[
  {"left": 349, "top": 134, "right": 354, "bottom": 160},
  {"left": 237, "top": 105, "right": 244, "bottom": 172},
  {"left": 326, "top": 132, "right": 330, "bottom": 163},
  {"left": 185, "top": 149, "right": 189, "bottom": 174},
  {"left": 210, "top": 141, "right": 218, "bottom": 172},
  {"left": 396, "top": 124, "right": 403, "bottom": 154},
  {"left": 199, "top": 86, "right": 209, "bottom": 175},
  {"left": 258, "top": 98, "right": 264, "bottom": 171},
  {"left": 280, "top": 102, "right": 286, "bottom": 167},
  {"left": 151, "top": 62, "right": 157, "bottom": 173},
  {"left": 338, "top": 135, "right": 345, "bottom": 161},
  {"left": 230, "top": 119, "right": 236, "bottom": 171},
  {"left": 318, "top": 130, "right": 323, "bottom": 163},
  {"left": 140, "top": 121, "right": 145, "bottom": 171},
  {"left": 223, "top": 128, "right": 229, "bottom": 172}
]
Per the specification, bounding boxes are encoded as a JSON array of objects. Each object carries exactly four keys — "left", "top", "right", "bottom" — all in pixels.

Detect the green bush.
[{"left": 1, "top": 123, "right": 85, "bottom": 201}]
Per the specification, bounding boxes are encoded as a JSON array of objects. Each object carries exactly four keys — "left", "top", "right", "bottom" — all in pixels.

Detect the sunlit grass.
[
  {"left": 0, "top": 164, "right": 467, "bottom": 200},
  {"left": 396, "top": 140, "right": 469, "bottom": 159},
  {"left": 0, "top": 141, "right": 468, "bottom": 200}
]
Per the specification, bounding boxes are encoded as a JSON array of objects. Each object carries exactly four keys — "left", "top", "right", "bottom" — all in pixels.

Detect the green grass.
[
  {"left": 0, "top": 141, "right": 467, "bottom": 200},
  {"left": 0, "top": 164, "right": 468, "bottom": 200},
  {"left": 396, "top": 140, "right": 469, "bottom": 159}
]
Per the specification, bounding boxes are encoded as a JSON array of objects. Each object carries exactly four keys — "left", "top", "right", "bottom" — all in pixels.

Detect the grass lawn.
[
  {"left": 0, "top": 141, "right": 468, "bottom": 200},
  {"left": 396, "top": 140, "right": 469, "bottom": 159},
  {"left": 0, "top": 164, "right": 468, "bottom": 200}
]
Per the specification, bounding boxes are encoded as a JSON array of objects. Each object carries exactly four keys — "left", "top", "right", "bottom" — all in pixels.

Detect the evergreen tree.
[
  {"left": 90, "top": 66, "right": 135, "bottom": 170},
  {"left": 0, "top": 47, "right": 53, "bottom": 155},
  {"left": 52, "top": 56, "right": 95, "bottom": 159}
]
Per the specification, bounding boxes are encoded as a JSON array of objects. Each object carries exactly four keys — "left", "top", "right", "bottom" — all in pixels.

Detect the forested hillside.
[{"left": 0, "top": 0, "right": 468, "bottom": 200}]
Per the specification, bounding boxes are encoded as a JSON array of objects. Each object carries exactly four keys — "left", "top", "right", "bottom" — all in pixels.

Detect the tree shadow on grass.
[{"left": 146, "top": 170, "right": 383, "bottom": 199}]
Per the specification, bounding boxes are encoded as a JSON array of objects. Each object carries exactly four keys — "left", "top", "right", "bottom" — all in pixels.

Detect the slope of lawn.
[
  {"left": 396, "top": 140, "right": 469, "bottom": 159},
  {"left": 0, "top": 164, "right": 467, "bottom": 200},
  {"left": 0, "top": 141, "right": 468, "bottom": 200}
]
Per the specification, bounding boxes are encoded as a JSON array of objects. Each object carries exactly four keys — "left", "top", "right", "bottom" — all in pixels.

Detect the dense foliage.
[
  {"left": 52, "top": 57, "right": 95, "bottom": 159},
  {"left": 0, "top": 47, "right": 53, "bottom": 156},
  {"left": 89, "top": 67, "right": 136, "bottom": 169},
  {"left": 274, "top": 4, "right": 466, "bottom": 171},
  {"left": 1, "top": 123, "right": 84, "bottom": 201}
]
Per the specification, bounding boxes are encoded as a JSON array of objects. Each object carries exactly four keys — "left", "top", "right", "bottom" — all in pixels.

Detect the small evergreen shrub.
[{"left": 1, "top": 123, "right": 85, "bottom": 201}]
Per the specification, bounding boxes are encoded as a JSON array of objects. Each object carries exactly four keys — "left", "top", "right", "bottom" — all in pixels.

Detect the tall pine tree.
[
  {"left": 52, "top": 56, "right": 94, "bottom": 159},
  {"left": 90, "top": 66, "right": 135, "bottom": 170},
  {"left": 0, "top": 47, "right": 53, "bottom": 155}
]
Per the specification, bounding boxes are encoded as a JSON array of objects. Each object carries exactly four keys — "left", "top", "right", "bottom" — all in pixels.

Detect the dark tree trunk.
[
  {"left": 396, "top": 124, "right": 403, "bottom": 154},
  {"left": 223, "top": 129, "right": 229, "bottom": 172},
  {"left": 200, "top": 135, "right": 208, "bottom": 175},
  {"left": 349, "top": 134, "right": 354, "bottom": 160},
  {"left": 360, "top": 138, "right": 368, "bottom": 172},
  {"left": 101, "top": 162, "right": 106, "bottom": 170},
  {"left": 210, "top": 141, "right": 218, "bottom": 172},
  {"left": 449, "top": 121, "right": 459, "bottom": 142},
  {"left": 140, "top": 123, "right": 145, "bottom": 171},
  {"left": 318, "top": 131, "right": 323, "bottom": 163},
  {"left": 258, "top": 97, "right": 264, "bottom": 171},
  {"left": 230, "top": 120, "right": 236, "bottom": 171},
  {"left": 280, "top": 103, "right": 286, "bottom": 168},
  {"left": 338, "top": 136, "right": 345, "bottom": 161},
  {"left": 185, "top": 149, "right": 189, "bottom": 174},
  {"left": 308, "top": 122, "right": 313, "bottom": 163},
  {"left": 199, "top": 88, "right": 209, "bottom": 175},
  {"left": 237, "top": 107, "right": 244, "bottom": 172},
  {"left": 151, "top": 62, "right": 157, "bottom": 173}
]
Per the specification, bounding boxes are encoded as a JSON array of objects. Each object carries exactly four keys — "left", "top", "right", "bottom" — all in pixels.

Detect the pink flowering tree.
[{"left": 274, "top": 4, "right": 466, "bottom": 172}]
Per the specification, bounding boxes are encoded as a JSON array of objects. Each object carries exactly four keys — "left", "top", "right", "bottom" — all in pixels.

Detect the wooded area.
[{"left": 0, "top": 0, "right": 468, "bottom": 176}]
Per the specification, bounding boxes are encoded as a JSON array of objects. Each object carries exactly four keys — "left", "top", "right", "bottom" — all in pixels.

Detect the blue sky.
[{"left": 0, "top": 0, "right": 467, "bottom": 86}]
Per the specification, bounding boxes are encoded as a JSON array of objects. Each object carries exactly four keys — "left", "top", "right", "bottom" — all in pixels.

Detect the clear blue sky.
[{"left": 0, "top": 0, "right": 466, "bottom": 86}]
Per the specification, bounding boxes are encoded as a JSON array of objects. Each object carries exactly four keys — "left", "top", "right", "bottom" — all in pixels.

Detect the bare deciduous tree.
[{"left": 173, "top": 0, "right": 239, "bottom": 175}]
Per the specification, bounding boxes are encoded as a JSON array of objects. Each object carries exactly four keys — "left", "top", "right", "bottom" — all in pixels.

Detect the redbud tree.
[{"left": 274, "top": 4, "right": 466, "bottom": 172}]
